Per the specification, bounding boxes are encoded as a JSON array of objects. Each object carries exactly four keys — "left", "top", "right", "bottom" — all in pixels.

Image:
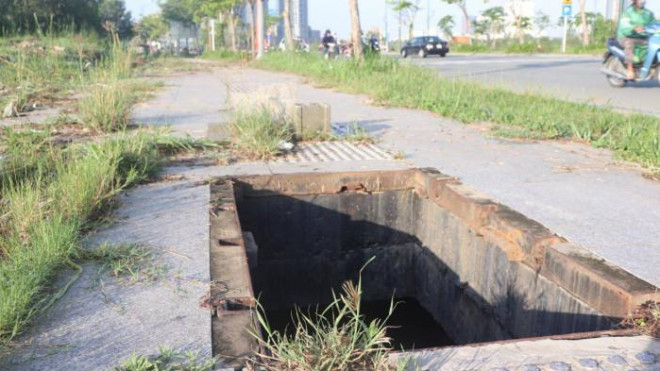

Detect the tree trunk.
[
  {"left": 579, "top": 0, "right": 589, "bottom": 46},
  {"left": 459, "top": 3, "right": 470, "bottom": 44},
  {"left": 408, "top": 22, "right": 414, "bottom": 40},
  {"left": 283, "top": 0, "right": 294, "bottom": 52},
  {"left": 227, "top": 10, "right": 238, "bottom": 52},
  {"left": 349, "top": 0, "right": 363, "bottom": 60}
]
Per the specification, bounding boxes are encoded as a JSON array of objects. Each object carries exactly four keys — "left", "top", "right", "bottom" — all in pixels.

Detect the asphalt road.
[{"left": 404, "top": 54, "right": 660, "bottom": 115}]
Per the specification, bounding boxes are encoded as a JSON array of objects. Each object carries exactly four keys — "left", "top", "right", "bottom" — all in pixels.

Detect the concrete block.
[{"left": 288, "top": 102, "right": 331, "bottom": 136}]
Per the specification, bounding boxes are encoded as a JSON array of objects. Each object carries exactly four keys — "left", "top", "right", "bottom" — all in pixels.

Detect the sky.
[{"left": 126, "top": 0, "right": 660, "bottom": 39}]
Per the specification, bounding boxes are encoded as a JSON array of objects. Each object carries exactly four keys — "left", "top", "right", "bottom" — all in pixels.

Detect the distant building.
[{"left": 277, "top": 0, "right": 319, "bottom": 43}]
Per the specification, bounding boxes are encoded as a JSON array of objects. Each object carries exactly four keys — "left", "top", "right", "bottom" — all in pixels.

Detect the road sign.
[
  {"left": 562, "top": 5, "right": 572, "bottom": 16},
  {"left": 562, "top": 0, "right": 572, "bottom": 5}
]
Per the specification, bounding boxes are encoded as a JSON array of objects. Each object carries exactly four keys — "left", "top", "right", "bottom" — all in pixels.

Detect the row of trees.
[
  {"left": 387, "top": 0, "right": 614, "bottom": 46},
  {"left": 0, "top": 0, "right": 133, "bottom": 38}
]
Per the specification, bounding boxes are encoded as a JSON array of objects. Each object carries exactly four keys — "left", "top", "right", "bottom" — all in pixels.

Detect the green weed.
[
  {"left": 0, "top": 129, "right": 204, "bottom": 343},
  {"left": 228, "top": 106, "right": 293, "bottom": 160},
  {"left": 252, "top": 261, "right": 395, "bottom": 371},
  {"left": 116, "top": 347, "right": 216, "bottom": 371},
  {"left": 344, "top": 122, "right": 375, "bottom": 145},
  {"left": 80, "top": 243, "right": 165, "bottom": 284}
]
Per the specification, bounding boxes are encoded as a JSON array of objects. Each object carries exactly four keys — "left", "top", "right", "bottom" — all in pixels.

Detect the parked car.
[{"left": 400, "top": 36, "right": 449, "bottom": 58}]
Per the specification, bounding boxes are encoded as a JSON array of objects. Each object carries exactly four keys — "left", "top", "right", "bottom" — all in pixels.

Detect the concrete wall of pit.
[{"left": 208, "top": 169, "right": 660, "bottom": 360}]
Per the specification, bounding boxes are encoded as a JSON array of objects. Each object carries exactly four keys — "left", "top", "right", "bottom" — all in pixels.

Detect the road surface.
[{"left": 405, "top": 54, "right": 660, "bottom": 115}]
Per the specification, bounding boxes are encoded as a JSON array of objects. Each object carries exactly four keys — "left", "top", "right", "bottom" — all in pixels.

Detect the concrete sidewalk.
[
  {"left": 198, "top": 66, "right": 660, "bottom": 289},
  {"left": 8, "top": 63, "right": 658, "bottom": 370}
]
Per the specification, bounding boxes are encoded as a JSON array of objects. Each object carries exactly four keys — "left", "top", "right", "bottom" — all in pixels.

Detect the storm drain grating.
[{"left": 273, "top": 141, "right": 393, "bottom": 163}]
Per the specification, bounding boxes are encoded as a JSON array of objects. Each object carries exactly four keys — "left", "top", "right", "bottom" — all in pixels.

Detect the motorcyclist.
[
  {"left": 618, "top": 0, "right": 655, "bottom": 79},
  {"left": 322, "top": 30, "right": 336, "bottom": 54}
]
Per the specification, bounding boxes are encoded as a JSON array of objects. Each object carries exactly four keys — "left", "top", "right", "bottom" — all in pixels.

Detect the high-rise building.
[{"left": 277, "top": 0, "right": 309, "bottom": 41}]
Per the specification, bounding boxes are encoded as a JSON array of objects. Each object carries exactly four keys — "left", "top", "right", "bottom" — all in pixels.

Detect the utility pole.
[
  {"left": 384, "top": 1, "right": 389, "bottom": 50},
  {"left": 426, "top": 0, "right": 430, "bottom": 35},
  {"left": 256, "top": 0, "right": 265, "bottom": 58}
]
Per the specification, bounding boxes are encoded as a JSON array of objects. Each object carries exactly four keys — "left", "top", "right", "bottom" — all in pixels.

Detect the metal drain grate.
[{"left": 273, "top": 141, "right": 393, "bottom": 163}]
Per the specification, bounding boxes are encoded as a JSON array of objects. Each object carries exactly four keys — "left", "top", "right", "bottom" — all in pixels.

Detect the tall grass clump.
[
  {"left": 256, "top": 53, "right": 660, "bottom": 171},
  {"left": 229, "top": 106, "right": 293, "bottom": 160},
  {"left": 77, "top": 31, "right": 136, "bottom": 133},
  {"left": 252, "top": 267, "right": 395, "bottom": 370},
  {"left": 77, "top": 80, "right": 132, "bottom": 132},
  {"left": 0, "top": 130, "right": 198, "bottom": 342},
  {"left": 0, "top": 29, "right": 102, "bottom": 110}
]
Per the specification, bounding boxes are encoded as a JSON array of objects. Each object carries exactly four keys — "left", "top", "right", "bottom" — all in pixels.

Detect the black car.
[{"left": 401, "top": 36, "right": 449, "bottom": 58}]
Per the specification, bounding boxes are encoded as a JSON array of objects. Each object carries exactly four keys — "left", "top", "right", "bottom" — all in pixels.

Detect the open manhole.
[{"left": 207, "top": 169, "right": 660, "bottom": 365}]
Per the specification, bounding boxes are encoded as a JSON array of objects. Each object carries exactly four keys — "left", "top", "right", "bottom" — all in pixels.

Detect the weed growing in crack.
[
  {"left": 80, "top": 243, "right": 166, "bottom": 284},
  {"left": 115, "top": 347, "right": 216, "bottom": 371},
  {"left": 344, "top": 122, "right": 375, "bottom": 145}
]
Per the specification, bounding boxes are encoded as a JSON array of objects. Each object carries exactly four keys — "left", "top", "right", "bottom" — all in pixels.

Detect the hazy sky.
[{"left": 126, "top": 0, "right": 660, "bottom": 39}]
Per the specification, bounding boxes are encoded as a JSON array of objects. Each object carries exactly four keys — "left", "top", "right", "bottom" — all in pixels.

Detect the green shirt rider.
[{"left": 618, "top": 0, "right": 655, "bottom": 79}]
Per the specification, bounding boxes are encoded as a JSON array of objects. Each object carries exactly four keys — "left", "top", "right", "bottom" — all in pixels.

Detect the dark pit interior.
[{"left": 232, "top": 177, "right": 615, "bottom": 348}]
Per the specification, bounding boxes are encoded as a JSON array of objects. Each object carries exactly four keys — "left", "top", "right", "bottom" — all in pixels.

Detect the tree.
[
  {"left": 136, "top": 13, "right": 169, "bottom": 40},
  {"left": 160, "top": 0, "right": 198, "bottom": 27},
  {"left": 0, "top": 0, "right": 100, "bottom": 36},
  {"left": 534, "top": 11, "right": 551, "bottom": 39},
  {"left": 507, "top": 1, "right": 530, "bottom": 44},
  {"left": 480, "top": 6, "right": 505, "bottom": 47},
  {"left": 437, "top": 15, "right": 454, "bottom": 38},
  {"left": 389, "top": 0, "right": 421, "bottom": 40},
  {"left": 442, "top": 0, "right": 470, "bottom": 39},
  {"left": 99, "top": 0, "right": 133, "bottom": 39},
  {"left": 349, "top": 0, "right": 364, "bottom": 60},
  {"left": 578, "top": 0, "right": 588, "bottom": 45},
  {"left": 282, "top": 0, "right": 294, "bottom": 52}
]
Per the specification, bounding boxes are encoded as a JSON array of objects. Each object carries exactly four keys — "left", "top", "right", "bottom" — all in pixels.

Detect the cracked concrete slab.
[{"left": 2, "top": 180, "right": 212, "bottom": 371}]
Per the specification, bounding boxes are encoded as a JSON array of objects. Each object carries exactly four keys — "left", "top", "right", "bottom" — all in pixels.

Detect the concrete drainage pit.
[{"left": 208, "top": 169, "right": 660, "bottom": 365}]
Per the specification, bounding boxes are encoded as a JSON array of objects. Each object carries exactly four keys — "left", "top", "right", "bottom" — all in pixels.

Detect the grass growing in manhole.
[
  {"left": 228, "top": 105, "right": 293, "bottom": 160},
  {"left": 251, "top": 261, "right": 398, "bottom": 371},
  {"left": 115, "top": 347, "right": 216, "bottom": 371},
  {"left": 621, "top": 301, "right": 660, "bottom": 338}
]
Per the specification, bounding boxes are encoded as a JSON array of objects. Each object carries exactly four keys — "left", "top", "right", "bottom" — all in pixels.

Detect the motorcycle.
[
  {"left": 324, "top": 42, "right": 340, "bottom": 60},
  {"left": 601, "top": 22, "right": 660, "bottom": 87},
  {"left": 368, "top": 37, "right": 381, "bottom": 55}
]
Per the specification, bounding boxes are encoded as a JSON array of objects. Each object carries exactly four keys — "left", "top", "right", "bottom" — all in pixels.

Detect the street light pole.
[
  {"left": 256, "top": 0, "right": 265, "bottom": 58},
  {"left": 562, "top": 14, "right": 568, "bottom": 53}
]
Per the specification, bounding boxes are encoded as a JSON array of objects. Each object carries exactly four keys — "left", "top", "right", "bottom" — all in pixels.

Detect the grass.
[
  {"left": 256, "top": 53, "right": 660, "bottom": 172},
  {"left": 0, "top": 128, "right": 210, "bottom": 344},
  {"left": 452, "top": 38, "right": 605, "bottom": 55},
  {"left": 80, "top": 242, "right": 165, "bottom": 284},
  {"left": 0, "top": 31, "right": 103, "bottom": 111},
  {"left": 116, "top": 347, "right": 216, "bottom": 371},
  {"left": 228, "top": 105, "right": 293, "bottom": 160},
  {"left": 252, "top": 265, "right": 396, "bottom": 371},
  {"left": 201, "top": 49, "right": 249, "bottom": 62}
]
